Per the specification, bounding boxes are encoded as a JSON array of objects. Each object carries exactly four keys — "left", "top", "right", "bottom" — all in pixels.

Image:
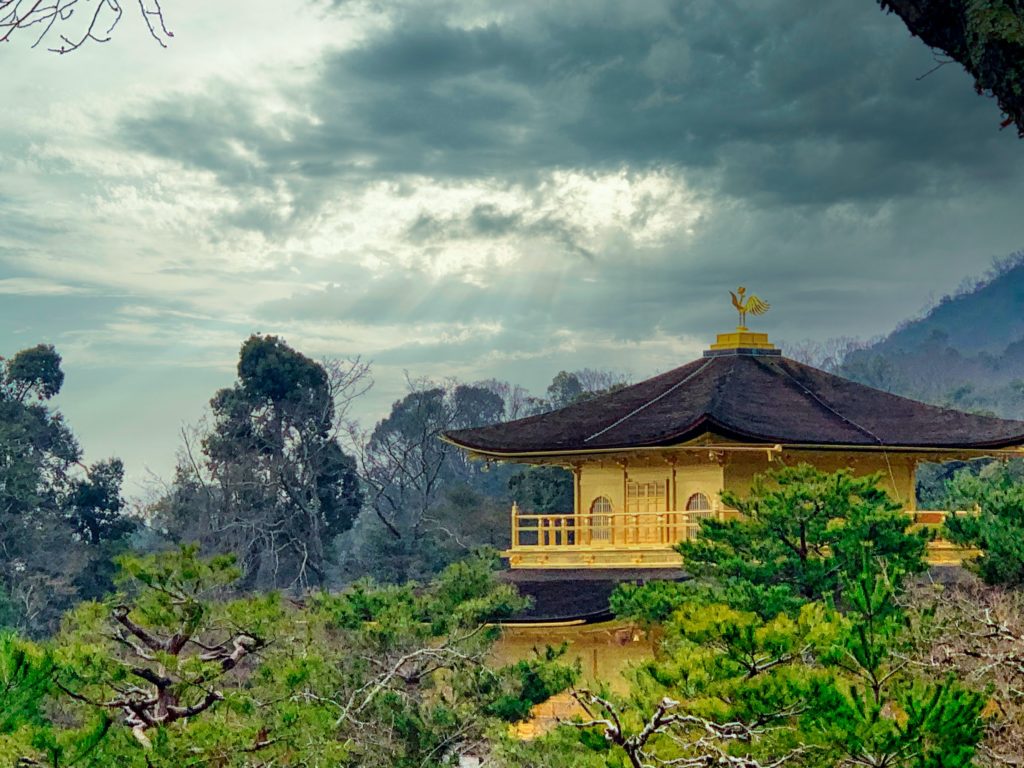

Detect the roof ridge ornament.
[
  {"left": 729, "top": 286, "right": 770, "bottom": 331},
  {"left": 706, "top": 286, "right": 779, "bottom": 357}
]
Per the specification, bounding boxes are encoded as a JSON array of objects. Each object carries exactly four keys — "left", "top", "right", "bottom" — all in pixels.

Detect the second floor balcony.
[{"left": 503, "top": 503, "right": 973, "bottom": 569}]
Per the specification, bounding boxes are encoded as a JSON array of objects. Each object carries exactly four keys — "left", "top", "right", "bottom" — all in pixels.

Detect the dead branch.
[
  {"left": 0, "top": 0, "right": 172, "bottom": 52},
  {"left": 569, "top": 690, "right": 809, "bottom": 768}
]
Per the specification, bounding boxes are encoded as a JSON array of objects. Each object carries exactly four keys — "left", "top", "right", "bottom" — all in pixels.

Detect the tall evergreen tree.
[
  {"left": 680, "top": 464, "right": 929, "bottom": 615},
  {"left": 156, "top": 335, "right": 364, "bottom": 591},
  {"left": 0, "top": 345, "right": 130, "bottom": 634}
]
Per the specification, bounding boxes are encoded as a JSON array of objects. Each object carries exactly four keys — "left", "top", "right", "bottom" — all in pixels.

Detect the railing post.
[{"left": 511, "top": 502, "right": 519, "bottom": 547}]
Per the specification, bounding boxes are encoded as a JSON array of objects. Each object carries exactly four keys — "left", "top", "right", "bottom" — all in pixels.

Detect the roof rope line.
[
  {"left": 770, "top": 361, "right": 902, "bottom": 505},
  {"left": 769, "top": 361, "right": 884, "bottom": 445},
  {"left": 583, "top": 358, "right": 716, "bottom": 444}
]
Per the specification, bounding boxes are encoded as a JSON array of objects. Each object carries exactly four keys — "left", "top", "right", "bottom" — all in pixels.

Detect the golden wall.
[
  {"left": 491, "top": 621, "right": 654, "bottom": 693},
  {"left": 505, "top": 444, "right": 949, "bottom": 568},
  {"left": 721, "top": 450, "right": 918, "bottom": 510},
  {"left": 572, "top": 448, "right": 919, "bottom": 515},
  {"left": 576, "top": 454, "right": 724, "bottom": 516}
]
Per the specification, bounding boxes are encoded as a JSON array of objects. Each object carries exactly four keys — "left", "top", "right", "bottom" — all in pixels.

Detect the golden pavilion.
[{"left": 445, "top": 293, "right": 1024, "bottom": 626}]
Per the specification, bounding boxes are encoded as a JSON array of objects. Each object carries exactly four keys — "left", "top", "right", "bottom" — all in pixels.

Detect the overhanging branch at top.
[{"left": 879, "top": 0, "right": 1024, "bottom": 136}]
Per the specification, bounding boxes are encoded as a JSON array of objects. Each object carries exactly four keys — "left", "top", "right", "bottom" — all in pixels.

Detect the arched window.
[
  {"left": 590, "top": 496, "right": 613, "bottom": 541},
  {"left": 685, "top": 492, "right": 711, "bottom": 511}
]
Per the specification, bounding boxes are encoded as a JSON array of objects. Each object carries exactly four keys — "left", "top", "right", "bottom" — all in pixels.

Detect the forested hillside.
[
  {"left": 798, "top": 251, "right": 1024, "bottom": 419},
  {"left": 870, "top": 254, "right": 1024, "bottom": 356}
]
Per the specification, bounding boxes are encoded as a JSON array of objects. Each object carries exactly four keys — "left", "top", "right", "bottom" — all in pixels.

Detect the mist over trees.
[
  {"left": 0, "top": 333, "right": 625, "bottom": 596},
  {"left": 0, "top": 333, "right": 634, "bottom": 614},
  {"left": 784, "top": 252, "right": 1024, "bottom": 417},
  {"left": 12, "top": 257, "right": 1024, "bottom": 617},
  {"left": 339, "top": 367, "right": 630, "bottom": 582}
]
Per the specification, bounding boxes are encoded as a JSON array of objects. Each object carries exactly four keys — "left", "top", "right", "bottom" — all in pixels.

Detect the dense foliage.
[
  {"left": 678, "top": 464, "right": 929, "bottom": 615},
  {"left": 8, "top": 334, "right": 1024, "bottom": 766},
  {"left": 0, "top": 547, "right": 575, "bottom": 767},
  {"left": 943, "top": 460, "right": 1024, "bottom": 585}
]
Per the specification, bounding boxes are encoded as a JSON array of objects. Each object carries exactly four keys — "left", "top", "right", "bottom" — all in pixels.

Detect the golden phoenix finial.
[{"left": 729, "top": 286, "right": 770, "bottom": 330}]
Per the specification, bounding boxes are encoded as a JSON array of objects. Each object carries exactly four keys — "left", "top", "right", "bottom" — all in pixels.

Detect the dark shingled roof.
[
  {"left": 446, "top": 352, "right": 1024, "bottom": 454},
  {"left": 498, "top": 568, "right": 687, "bottom": 623}
]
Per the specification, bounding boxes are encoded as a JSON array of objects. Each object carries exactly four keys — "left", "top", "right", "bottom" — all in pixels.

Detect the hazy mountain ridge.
[
  {"left": 873, "top": 252, "right": 1024, "bottom": 356},
  {"left": 834, "top": 251, "right": 1024, "bottom": 419}
]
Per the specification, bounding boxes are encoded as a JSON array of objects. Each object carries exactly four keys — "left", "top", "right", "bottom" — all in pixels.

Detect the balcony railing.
[
  {"left": 508, "top": 505, "right": 974, "bottom": 552},
  {"left": 510, "top": 504, "right": 724, "bottom": 550}
]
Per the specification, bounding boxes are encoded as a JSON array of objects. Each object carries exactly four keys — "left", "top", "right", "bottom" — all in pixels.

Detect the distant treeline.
[{"left": 0, "top": 335, "right": 627, "bottom": 636}]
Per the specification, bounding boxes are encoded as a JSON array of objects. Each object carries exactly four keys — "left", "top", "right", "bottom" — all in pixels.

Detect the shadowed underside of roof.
[
  {"left": 498, "top": 568, "right": 687, "bottom": 623},
  {"left": 446, "top": 353, "right": 1024, "bottom": 455}
]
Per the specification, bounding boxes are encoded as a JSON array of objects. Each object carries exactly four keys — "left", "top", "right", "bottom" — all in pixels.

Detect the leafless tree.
[
  {"left": 569, "top": 690, "right": 811, "bottom": 768},
  {"left": 475, "top": 378, "right": 535, "bottom": 421},
  {"left": 349, "top": 376, "right": 456, "bottom": 542},
  {"left": 573, "top": 367, "right": 632, "bottom": 394},
  {"left": 0, "top": 0, "right": 171, "bottom": 53},
  {"left": 0, "top": 513, "right": 90, "bottom": 636},
  {"left": 344, "top": 376, "right": 506, "bottom": 582},
  {"left": 904, "top": 578, "right": 1024, "bottom": 766},
  {"left": 782, "top": 337, "right": 866, "bottom": 372}
]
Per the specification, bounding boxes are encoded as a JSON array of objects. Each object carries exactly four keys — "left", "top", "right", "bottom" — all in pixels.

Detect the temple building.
[{"left": 446, "top": 296, "right": 1024, "bottom": 630}]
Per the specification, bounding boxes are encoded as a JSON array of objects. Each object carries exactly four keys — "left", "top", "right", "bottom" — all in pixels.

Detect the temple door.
[{"left": 625, "top": 480, "right": 667, "bottom": 544}]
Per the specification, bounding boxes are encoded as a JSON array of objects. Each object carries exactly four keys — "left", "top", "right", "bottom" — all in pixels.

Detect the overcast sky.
[{"left": 2, "top": 0, "right": 1023, "bottom": 490}]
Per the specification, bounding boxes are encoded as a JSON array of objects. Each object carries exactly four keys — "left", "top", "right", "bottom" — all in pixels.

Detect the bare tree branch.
[
  {"left": 568, "top": 690, "right": 809, "bottom": 768},
  {"left": 0, "top": 0, "right": 172, "bottom": 52}
]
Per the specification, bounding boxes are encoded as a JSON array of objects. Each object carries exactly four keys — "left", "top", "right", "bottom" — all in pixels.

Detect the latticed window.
[
  {"left": 685, "top": 492, "right": 711, "bottom": 511},
  {"left": 590, "top": 496, "right": 613, "bottom": 541},
  {"left": 626, "top": 480, "right": 666, "bottom": 514}
]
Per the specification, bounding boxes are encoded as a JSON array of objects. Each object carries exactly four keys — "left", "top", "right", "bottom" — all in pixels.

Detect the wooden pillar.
[
  {"left": 622, "top": 464, "right": 629, "bottom": 546},
  {"left": 573, "top": 465, "right": 581, "bottom": 515},
  {"left": 671, "top": 464, "right": 677, "bottom": 510},
  {"left": 904, "top": 455, "right": 917, "bottom": 512}
]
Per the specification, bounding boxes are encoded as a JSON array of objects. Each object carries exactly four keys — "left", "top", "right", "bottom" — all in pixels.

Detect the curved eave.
[{"left": 440, "top": 428, "right": 1024, "bottom": 461}]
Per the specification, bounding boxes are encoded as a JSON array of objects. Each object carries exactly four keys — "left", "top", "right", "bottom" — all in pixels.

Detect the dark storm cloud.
[
  {"left": 116, "top": 0, "right": 1024, "bottom": 232},
  {"left": 405, "top": 203, "right": 596, "bottom": 259}
]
